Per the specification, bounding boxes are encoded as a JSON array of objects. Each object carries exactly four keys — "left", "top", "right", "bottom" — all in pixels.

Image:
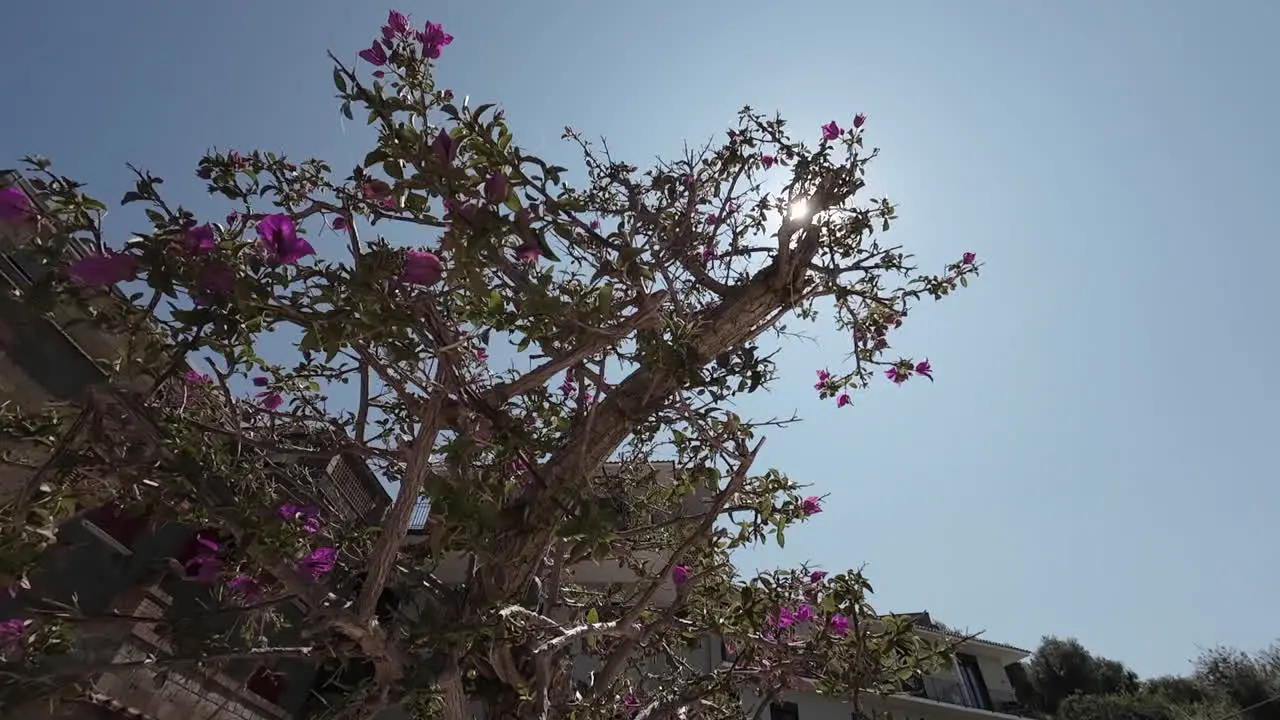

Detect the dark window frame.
[
  {"left": 82, "top": 503, "right": 149, "bottom": 552},
  {"left": 771, "top": 700, "right": 800, "bottom": 720},
  {"left": 246, "top": 664, "right": 288, "bottom": 706}
]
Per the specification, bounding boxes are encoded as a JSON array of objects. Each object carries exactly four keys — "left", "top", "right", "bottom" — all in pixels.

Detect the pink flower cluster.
[
  {"left": 814, "top": 369, "right": 851, "bottom": 408},
  {"left": 253, "top": 376, "right": 284, "bottom": 411},
  {"left": 886, "top": 360, "right": 933, "bottom": 385},
  {"left": 183, "top": 531, "right": 225, "bottom": 583},
  {"left": 360, "top": 10, "right": 454, "bottom": 75},
  {"left": 0, "top": 618, "right": 29, "bottom": 659},
  {"left": 819, "top": 114, "right": 867, "bottom": 141}
]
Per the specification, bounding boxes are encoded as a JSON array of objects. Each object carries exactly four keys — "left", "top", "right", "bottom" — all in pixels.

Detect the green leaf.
[
  {"left": 596, "top": 283, "right": 613, "bottom": 314},
  {"left": 341, "top": 101, "right": 353, "bottom": 121},
  {"left": 488, "top": 290, "right": 503, "bottom": 312},
  {"left": 120, "top": 191, "right": 145, "bottom": 205},
  {"left": 403, "top": 193, "right": 427, "bottom": 213},
  {"left": 959, "top": 275, "right": 969, "bottom": 287},
  {"left": 503, "top": 191, "right": 522, "bottom": 213},
  {"left": 332, "top": 68, "right": 347, "bottom": 94},
  {"left": 363, "top": 149, "right": 387, "bottom": 168},
  {"left": 382, "top": 160, "right": 404, "bottom": 180},
  {"left": 776, "top": 528, "right": 786, "bottom": 548},
  {"left": 586, "top": 607, "right": 599, "bottom": 624}
]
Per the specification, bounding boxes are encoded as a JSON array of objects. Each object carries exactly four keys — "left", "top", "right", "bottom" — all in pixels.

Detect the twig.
[
  {"left": 532, "top": 619, "right": 636, "bottom": 656},
  {"left": 9, "top": 401, "right": 94, "bottom": 529}
]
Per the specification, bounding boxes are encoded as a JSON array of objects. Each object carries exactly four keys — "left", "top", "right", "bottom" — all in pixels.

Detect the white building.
[{"left": 762, "top": 612, "right": 1031, "bottom": 720}]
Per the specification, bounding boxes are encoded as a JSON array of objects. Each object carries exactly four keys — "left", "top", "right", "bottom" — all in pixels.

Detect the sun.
[{"left": 788, "top": 199, "right": 811, "bottom": 221}]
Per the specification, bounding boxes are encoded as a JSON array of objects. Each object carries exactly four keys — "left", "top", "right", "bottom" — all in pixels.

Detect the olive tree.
[{"left": 0, "top": 9, "right": 980, "bottom": 720}]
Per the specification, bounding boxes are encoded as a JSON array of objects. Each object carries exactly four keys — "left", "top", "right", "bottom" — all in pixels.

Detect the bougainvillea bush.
[{"left": 0, "top": 9, "right": 979, "bottom": 720}]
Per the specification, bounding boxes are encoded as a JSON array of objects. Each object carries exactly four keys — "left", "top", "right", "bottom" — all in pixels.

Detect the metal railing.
[{"left": 904, "top": 675, "right": 1031, "bottom": 717}]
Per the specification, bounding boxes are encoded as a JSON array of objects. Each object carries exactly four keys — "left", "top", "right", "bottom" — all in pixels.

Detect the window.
[
  {"left": 770, "top": 701, "right": 799, "bottom": 720},
  {"left": 247, "top": 665, "right": 287, "bottom": 706},
  {"left": 956, "top": 653, "right": 993, "bottom": 710},
  {"left": 82, "top": 503, "right": 149, "bottom": 551}
]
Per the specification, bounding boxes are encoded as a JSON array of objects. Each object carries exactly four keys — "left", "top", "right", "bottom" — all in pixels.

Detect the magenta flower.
[
  {"left": 184, "top": 369, "right": 211, "bottom": 384},
  {"left": 796, "top": 605, "right": 815, "bottom": 622},
  {"left": 226, "top": 211, "right": 240, "bottom": 226},
  {"left": 775, "top": 607, "right": 796, "bottom": 629},
  {"left": 0, "top": 187, "right": 33, "bottom": 222},
  {"left": 185, "top": 223, "right": 217, "bottom": 255},
  {"left": 761, "top": 154, "right": 776, "bottom": 169},
  {"left": 589, "top": 219, "right": 601, "bottom": 230},
  {"left": 67, "top": 252, "right": 139, "bottom": 286},
  {"left": 962, "top": 251, "right": 977, "bottom": 264},
  {"left": 386, "top": 10, "right": 411, "bottom": 35},
  {"left": 197, "top": 261, "right": 235, "bottom": 299},
  {"left": 299, "top": 547, "right": 337, "bottom": 580},
  {"left": 400, "top": 250, "right": 444, "bottom": 286},
  {"left": 475, "top": 346, "right": 489, "bottom": 363},
  {"left": 359, "top": 42, "right": 388, "bottom": 66},
  {"left": 885, "top": 367, "right": 906, "bottom": 384},
  {"left": 484, "top": 172, "right": 509, "bottom": 205},
  {"left": 853, "top": 113, "right": 867, "bottom": 129},
  {"left": 448, "top": 199, "right": 480, "bottom": 222},
  {"left": 623, "top": 695, "right": 641, "bottom": 712},
  {"left": 362, "top": 180, "right": 392, "bottom": 200},
  {"left": 700, "top": 245, "right": 715, "bottom": 263},
  {"left": 836, "top": 392, "right": 851, "bottom": 408},
  {"left": 431, "top": 129, "right": 457, "bottom": 166},
  {"left": 227, "top": 575, "right": 264, "bottom": 604},
  {"left": 814, "top": 369, "right": 831, "bottom": 390},
  {"left": 330, "top": 216, "right": 348, "bottom": 231},
  {"left": 184, "top": 540, "right": 223, "bottom": 583},
  {"left": 257, "top": 214, "right": 314, "bottom": 265},
  {"left": 801, "top": 496, "right": 823, "bottom": 516},
  {"left": 915, "top": 360, "right": 933, "bottom": 380},
  {"left": 517, "top": 244, "right": 541, "bottom": 264},
  {"left": 258, "top": 391, "right": 283, "bottom": 410},
  {"left": 830, "top": 614, "right": 849, "bottom": 636},
  {"left": 704, "top": 213, "right": 718, "bottom": 225},
  {"left": 419, "top": 21, "right": 454, "bottom": 59},
  {"left": 0, "top": 618, "right": 28, "bottom": 658},
  {"left": 809, "top": 570, "right": 828, "bottom": 583},
  {"left": 671, "top": 565, "right": 690, "bottom": 587},
  {"left": 822, "top": 121, "right": 842, "bottom": 140},
  {"left": 277, "top": 503, "right": 322, "bottom": 534}
]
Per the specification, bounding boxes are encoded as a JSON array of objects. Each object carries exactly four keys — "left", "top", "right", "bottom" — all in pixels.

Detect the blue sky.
[{"left": 4, "top": 1, "right": 1279, "bottom": 679}]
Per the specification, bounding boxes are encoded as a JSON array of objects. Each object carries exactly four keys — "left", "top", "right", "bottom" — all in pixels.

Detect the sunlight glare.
[{"left": 788, "top": 199, "right": 811, "bottom": 221}]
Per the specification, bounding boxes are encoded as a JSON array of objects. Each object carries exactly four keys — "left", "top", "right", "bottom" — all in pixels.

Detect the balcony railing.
[{"left": 903, "top": 675, "right": 1032, "bottom": 717}]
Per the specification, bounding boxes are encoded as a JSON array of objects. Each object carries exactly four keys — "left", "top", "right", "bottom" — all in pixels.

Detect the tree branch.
[{"left": 355, "top": 361, "right": 449, "bottom": 622}]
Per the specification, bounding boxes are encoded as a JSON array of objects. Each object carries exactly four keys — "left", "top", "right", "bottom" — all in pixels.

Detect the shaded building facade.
[{"left": 0, "top": 171, "right": 391, "bottom": 719}]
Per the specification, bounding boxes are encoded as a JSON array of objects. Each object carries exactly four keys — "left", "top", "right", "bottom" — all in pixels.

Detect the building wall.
[{"left": 750, "top": 640, "right": 1026, "bottom": 720}]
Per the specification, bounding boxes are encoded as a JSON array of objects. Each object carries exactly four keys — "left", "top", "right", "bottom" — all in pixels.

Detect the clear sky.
[{"left": 3, "top": 1, "right": 1278, "bottom": 680}]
